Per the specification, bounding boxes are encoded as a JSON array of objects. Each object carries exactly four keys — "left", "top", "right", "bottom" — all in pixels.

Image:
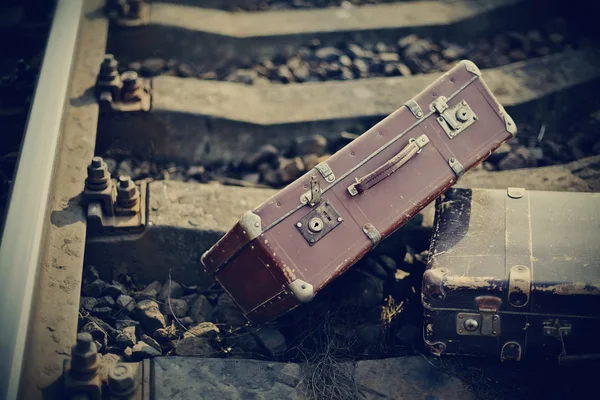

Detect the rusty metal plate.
[
  {"left": 456, "top": 312, "right": 501, "bottom": 336},
  {"left": 295, "top": 199, "right": 342, "bottom": 246}
]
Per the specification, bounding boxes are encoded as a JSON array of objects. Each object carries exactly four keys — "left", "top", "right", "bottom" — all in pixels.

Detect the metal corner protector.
[
  {"left": 288, "top": 279, "right": 315, "bottom": 303},
  {"left": 239, "top": 210, "right": 262, "bottom": 241}
]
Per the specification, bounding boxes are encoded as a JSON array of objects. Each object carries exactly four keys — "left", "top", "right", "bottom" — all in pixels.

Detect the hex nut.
[
  {"left": 108, "top": 363, "right": 138, "bottom": 395},
  {"left": 71, "top": 333, "right": 100, "bottom": 374},
  {"left": 117, "top": 176, "right": 138, "bottom": 198}
]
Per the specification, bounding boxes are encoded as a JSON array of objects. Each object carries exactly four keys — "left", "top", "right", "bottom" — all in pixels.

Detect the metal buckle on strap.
[{"left": 409, "top": 134, "right": 430, "bottom": 153}]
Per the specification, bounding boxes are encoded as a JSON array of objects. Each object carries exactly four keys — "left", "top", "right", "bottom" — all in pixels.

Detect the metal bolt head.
[
  {"left": 464, "top": 319, "right": 479, "bottom": 332},
  {"left": 121, "top": 70, "right": 138, "bottom": 84},
  {"left": 119, "top": 175, "right": 131, "bottom": 188},
  {"left": 117, "top": 176, "right": 137, "bottom": 199},
  {"left": 108, "top": 363, "right": 138, "bottom": 395},
  {"left": 76, "top": 332, "right": 93, "bottom": 351},
  {"left": 71, "top": 333, "right": 99, "bottom": 373},
  {"left": 296, "top": 222, "right": 302, "bottom": 228},
  {"left": 91, "top": 156, "right": 103, "bottom": 168},
  {"left": 100, "top": 54, "right": 119, "bottom": 74},
  {"left": 87, "top": 157, "right": 110, "bottom": 183}
]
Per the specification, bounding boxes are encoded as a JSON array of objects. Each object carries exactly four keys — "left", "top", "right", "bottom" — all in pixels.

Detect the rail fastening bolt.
[
  {"left": 70, "top": 332, "right": 100, "bottom": 378},
  {"left": 108, "top": 363, "right": 138, "bottom": 397},
  {"left": 87, "top": 156, "right": 111, "bottom": 191},
  {"left": 117, "top": 176, "right": 139, "bottom": 208},
  {"left": 121, "top": 71, "right": 139, "bottom": 91}
]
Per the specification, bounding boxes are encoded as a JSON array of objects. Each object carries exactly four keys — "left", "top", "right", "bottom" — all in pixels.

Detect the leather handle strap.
[{"left": 348, "top": 134, "right": 429, "bottom": 196}]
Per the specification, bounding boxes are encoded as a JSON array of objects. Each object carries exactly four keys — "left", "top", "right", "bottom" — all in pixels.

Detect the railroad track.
[{"left": 0, "top": 0, "right": 599, "bottom": 399}]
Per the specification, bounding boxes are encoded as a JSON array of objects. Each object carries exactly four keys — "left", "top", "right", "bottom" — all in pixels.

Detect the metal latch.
[
  {"left": 300, "top": 176, "right": 322, "bottom": 206},
  {"left": 430, "top": 97, "right": 477, "bottom": 139},
  {"left": 456, "top": 296, "right": 501, "bottom": 336}
]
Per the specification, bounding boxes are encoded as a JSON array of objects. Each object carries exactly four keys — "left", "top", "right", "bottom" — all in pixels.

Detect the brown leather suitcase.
[
  {"left": 423, "top": 188, "right": 600, "bottom": 363},
  {"left": 201, "top": 60, "right": 517, "bottom": 323}
]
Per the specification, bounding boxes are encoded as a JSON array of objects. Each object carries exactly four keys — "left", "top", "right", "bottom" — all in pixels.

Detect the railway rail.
[{"left": 0, "top": 0, "right": 599, "bottom": 399}]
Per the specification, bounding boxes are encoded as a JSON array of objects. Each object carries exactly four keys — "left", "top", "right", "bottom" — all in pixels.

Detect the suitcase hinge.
[
  {"left": 315, "top": 162, "right": 335, "bottom": 183},
  {"left": 430, "top": 96, "right": 477, "bottom": 139},
  {"left": 448, "top": 157, "right": 464, "bottom": 179},
  {"left": 457, "top": 296, "right": 502, "bottom": 337},
  {"left": 405, "top": 99, "right": 424, "bottom": 119}
]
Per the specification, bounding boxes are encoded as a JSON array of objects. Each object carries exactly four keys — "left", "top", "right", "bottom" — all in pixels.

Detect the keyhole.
[{"left": 308, "top": 218, "right": 324, "bottom": 232}]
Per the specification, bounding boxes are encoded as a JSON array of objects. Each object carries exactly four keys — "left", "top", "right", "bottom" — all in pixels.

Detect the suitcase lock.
[
  {"left": 430, "top": 97, "right": 478, "bottom": 139},
  {"left": 456, "top": 296, "right": 502, "bottom": 336}
]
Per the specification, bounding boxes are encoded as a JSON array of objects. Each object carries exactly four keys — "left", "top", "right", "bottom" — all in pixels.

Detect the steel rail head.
[{"left": 0, "top": 1, "right": 84, "bottom": 399}]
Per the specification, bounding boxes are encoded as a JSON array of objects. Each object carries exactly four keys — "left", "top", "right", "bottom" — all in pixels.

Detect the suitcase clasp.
[
  {"left": 456, "top": 296, "right": 502, "bottom": 337},
  {"left": 430, "top": 96, "right": 478, "bottom": 139},
  {"left": 300, "top": 176, "right": 322, "bottom": 206}
]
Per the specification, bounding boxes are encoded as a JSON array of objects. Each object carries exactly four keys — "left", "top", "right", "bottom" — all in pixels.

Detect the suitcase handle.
[{"left": 348, "top": 134, "right": 430, "bottom": 196}]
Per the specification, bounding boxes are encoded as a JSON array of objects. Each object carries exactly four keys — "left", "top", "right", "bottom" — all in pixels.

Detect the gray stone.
[
  {"left": 175, "top": 336, "right": 215, "bottom": 357},
  {"left": 97, "top": 296, "right": 116, "bottom": 308},
  {"left": 315, "top": 46, "right": 342, "bottom": 62},
  {"left": 141, "top": 58, "right": 166, "bottom": 76},
  {"left": 353, "top": 58, "right": 369, "bottom": 75},
  {"left": 131, "top": 341, "right": 162, "bottom": 359},
  {"left": 209, "top": 294, "right": 247, "bottom": 325},
  {"left": 226, "top": 69, "right": 258, "bottom": 84},
  {"left": 295, "top": 135, "right": 327, "bottom": 156},
  {"left": 278, "top": 157, "right": 305, "bottom": 183},
  {"left": 338, "top": 55, "right": 353, "bottom": 67},
  {"left": 190, "top": 295, "right": 213, "bottom": 323},
  {"left": 83, "top": 265, "right": 100, "bottom": 284},
  {"left": 102, "top": 281, "right": 128, "bottom": 298},
  {"left": 252, "top": 327, "right": 286, "bottom": 357},
  {"left": 116, "top": 326, "right": 137, "bottom": 349},
  {"left": 80, "top": 297, "right": 98, "bottom": 312},
  {"left": 151, "top": 356, "right": 470, "bottom": 399},
  {"left": 115, "top": 319, "right": 139, "bottom": 331},
  {"left": 244, "top": 144, "right": 279, "bottom": 168},
  {"left": 442, "top": 44, "right": 467, "bottom": 60},
  {"left": 82, "top": 321, "right": 108, "bottom": 350},
  {"left": 153, "top": 326, "right": 177, "bottom": 341},
  {"left": 180, "top": 316, "right": 195, "bottom": 327},
  {"left": 82, "top": 279, "right": 108, "bottom": 297},
  {"left": 116, "top": 295, "right": 136, "bottom": 313},
  {"left": 379, "top": 52, "right": 400, "bottom": 63},
  {"left": 378, "top": 255, "right": 398, "bottom": 272},
  {"left": 164, "top": 298, "right": 189, "bottom": 318},
  {"left": 225, "top": 332, "right": 262, "bottom": 355},
  {"left": 181, "top": 293, "right": 199, "bottom": 305},
  {"left": 117, "top": 160, "right": 133, "bottom": 179},
  {"left": 185, "top": 322, "right": 220, "bottom": 339},
  {"left": 347, "top": 43, "right": 366, "bottom": 59},
  {"left": 142, "top": 280, "right": 163, "bottom": 298},
  {"left": 276, "top": 65, "right": 295, "bottom": 83},
  {"left": 91, "top": 306, "right": 112, "bottom": 318},
  {"left": 141, "top": 334, "right": 162, "bottom": 352},
  {"left": 177, "top": 63, "right": 195, "bottom": 78},
  {"left": 347, "top": 272, "right": 384, "bottom": 308},
  {"left": 356, "top": 323, "right": 382, "bottom": 346},
  {"left": 362, "top": 258, "right": 388, "bottom": 280},
  {"left": 159, "top": 280, "right": 184, "bottom": 301},
  {"left": 136, "top": 299, "right": 167, "bottom": 332},
  {"left": 498, "top": 146, "right": 537, "bottom": 170}
]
